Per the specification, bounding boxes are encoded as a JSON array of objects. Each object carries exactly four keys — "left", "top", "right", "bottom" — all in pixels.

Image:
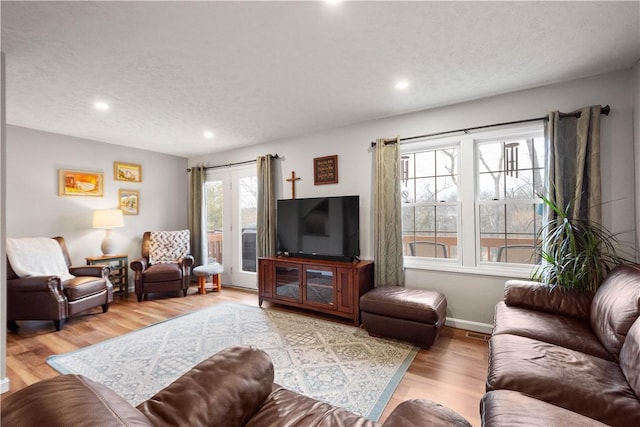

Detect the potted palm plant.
[{"left": 531, "top": 194, "right": 627, "bottom": 292}]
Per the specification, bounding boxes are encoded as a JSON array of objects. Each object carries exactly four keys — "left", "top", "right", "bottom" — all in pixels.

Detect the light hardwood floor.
[{"left": 2, "top": 286, "right": 489, "bottom": 426}]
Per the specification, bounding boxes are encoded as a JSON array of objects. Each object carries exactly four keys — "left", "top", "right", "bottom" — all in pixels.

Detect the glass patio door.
[{"left": 205, "top": 166, "right": 258, "bottom": 289}]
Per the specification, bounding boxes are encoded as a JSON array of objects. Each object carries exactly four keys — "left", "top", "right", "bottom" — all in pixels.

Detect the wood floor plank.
[{"left": 1, "top": 285, "right": 488, "bottom": 426}]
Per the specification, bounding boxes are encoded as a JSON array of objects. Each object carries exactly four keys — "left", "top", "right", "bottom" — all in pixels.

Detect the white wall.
[
  {"left": 5, "top": 126, "right": 189, "bottom": 271},
  {"left": 190, "top": 69, "right": 637, "bottom": 332}
]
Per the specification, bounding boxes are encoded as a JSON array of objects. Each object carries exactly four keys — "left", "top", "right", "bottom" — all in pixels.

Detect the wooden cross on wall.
[{"left": 286, "top": 171, "right": 301, "bottom": 199}]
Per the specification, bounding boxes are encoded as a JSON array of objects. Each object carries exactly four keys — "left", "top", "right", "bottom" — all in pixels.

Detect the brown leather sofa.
[
  {"left": 6, "top": 236, "right": 113, "bottom": 331},
  {"left": 130, "top": 231, "right": 194, "bottom": 302},
  {"left": 1, "top": 346, "right": 472, "bottom": 427},
  {"left": 482, "top": 263, "right": 640, "bottom": 426}
]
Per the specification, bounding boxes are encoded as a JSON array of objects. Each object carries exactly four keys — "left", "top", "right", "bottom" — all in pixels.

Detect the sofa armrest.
[
  {"left": 504, "top": 280, "right": 594, "bottom": 321},
  {"left": 180, "top": 254, "right": 194, "bottom": 268},
  {"left": 130, "top": 257, "right": 148, "bottom": 272},
  {"left": 137, "top": 346, "right": 274, "bottom": 426},
  {"left": 69, "top": 265, "right": 111, "bottom": 278},
  {"left": 180, "top": 255, "right": 194, "bottom": 283},
  {"left": 0, "top": 375, "right": 153, "bottom": 427},
  {"left": 6, "top": 276, "right": 67, "bottom": 321},
  {"left": 7, "top": 276, "right": 62, "bottom": 293},
  {"left": 382, "top": 399, "right": 472, "bottom": 427}
]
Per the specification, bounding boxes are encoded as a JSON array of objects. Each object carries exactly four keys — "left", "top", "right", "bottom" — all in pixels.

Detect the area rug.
[{"left": 47, "top": 302, "right": 418, "bottom": 420}]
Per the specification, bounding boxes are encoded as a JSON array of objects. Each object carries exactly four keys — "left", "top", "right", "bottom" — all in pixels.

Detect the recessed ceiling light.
[
  {"left": 325, "top": 0, "right": 343, "bottom": 4},
  {"left": 203, "top": 131, "right": 214, "bottom": 139},
  {"left": 94, "top": 101, "right": 110, "bottom": 111},
  {"left": 395, "top": 80, "right": 410, "bottom": 90}
]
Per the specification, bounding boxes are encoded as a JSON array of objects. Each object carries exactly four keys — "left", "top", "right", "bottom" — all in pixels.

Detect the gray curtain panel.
[
  {"left": 257, "top": 154, "right": 277, "bottom": 258},
  {"left": 546, "top": 105, "right": 602, "bottom": 224},
  {"left": 374, "top": 137, "right": 405, "bottom": 287},
  {"left": 188, "top": 165, "right": 206, "bottom": 267}
]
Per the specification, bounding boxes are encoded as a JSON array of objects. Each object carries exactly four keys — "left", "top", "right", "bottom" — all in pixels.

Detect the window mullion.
[{"left": 459, "top": 137, "right": 476, "bottom": 266}]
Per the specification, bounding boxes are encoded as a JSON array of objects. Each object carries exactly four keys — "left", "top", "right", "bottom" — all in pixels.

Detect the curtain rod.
[
  {"left": 370, "top": 105, "right": 611, "bottom": 147},
  {"left": 187, "top": 153, "right": 279, "bottom": 172}
]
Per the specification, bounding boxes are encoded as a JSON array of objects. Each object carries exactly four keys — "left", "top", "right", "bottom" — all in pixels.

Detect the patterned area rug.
[{"left": 47, "top": 302, "right": 418, "bottom": 420}]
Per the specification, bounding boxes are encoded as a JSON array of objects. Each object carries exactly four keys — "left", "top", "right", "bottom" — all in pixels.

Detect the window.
[
  {"left": 401, "top": 146, "right": 459, "bottom": 260},
  {"left": 205, "top": 179, "right": 224, "bottom": 264},
  {"left": 401, "top": 124, "right": 545, "bottom": 274},
  {"left": 477, "top": 136, "right": 545, "bottom": 264}
]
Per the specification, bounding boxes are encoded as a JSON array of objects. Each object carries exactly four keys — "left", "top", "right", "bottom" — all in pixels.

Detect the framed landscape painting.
[
  {"left": 119, "top": 189, "right": 139, "bottom": 215},
  {"left": 114, "top": 162, "right": 142, "bottom": 182},
  {"left": 58, "top": 169, "right": 103, "bottom": 196}
]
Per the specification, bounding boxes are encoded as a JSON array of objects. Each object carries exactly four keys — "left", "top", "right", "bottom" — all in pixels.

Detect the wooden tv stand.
[{"left": 258, "top": 256, "right": 374, "bottom": 325}]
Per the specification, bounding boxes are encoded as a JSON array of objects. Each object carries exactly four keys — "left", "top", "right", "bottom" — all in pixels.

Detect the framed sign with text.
[{"left": 313, "top": 155, "right": 338, "bottom": 185}]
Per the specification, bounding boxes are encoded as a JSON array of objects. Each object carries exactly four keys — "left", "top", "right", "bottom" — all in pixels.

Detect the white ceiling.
[{"left": 2, "top": 1, "right": 639, "bottom": 158}]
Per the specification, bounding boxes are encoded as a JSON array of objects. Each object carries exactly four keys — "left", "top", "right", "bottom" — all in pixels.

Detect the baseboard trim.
[
  {"left": 0, "top": 377, "right": 10, "bottom": 394},
  {"left": 445, "top": 317, "right": 493, "bottom": 334}
]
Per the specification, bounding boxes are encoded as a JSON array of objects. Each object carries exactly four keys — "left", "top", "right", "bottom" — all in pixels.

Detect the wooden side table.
[{"left": 86, "top": 254, "right": 129, "bottom": 298}]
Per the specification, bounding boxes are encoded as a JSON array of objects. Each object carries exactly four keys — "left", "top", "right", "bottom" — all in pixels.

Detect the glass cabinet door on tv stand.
[
  {"left": 274, "top": 263, "right": 302, "bottom": 303},
  {"left": 303, "top": 266, "right": 334, "bottom": 308}
]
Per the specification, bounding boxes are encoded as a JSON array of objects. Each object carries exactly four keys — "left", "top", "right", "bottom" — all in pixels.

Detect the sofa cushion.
[
  {"left": 142, "top": 263, "right": 182, "bottom": 282},
  {"left": 244, "top": 386, "right": 378, "bottom": 427},
  {"left": 590, "top": 264, "right": 640, "bottom": 360},
  {"left": 620, "top": 317, "right": 640, "bottom": 398},
  {"left": 148, "top": 230, "right": 190, "bottom": 264},
  {"left": 63, "top": 276, "right": 108, "bottom": 301},
  {"left": 504, "top": 279, "right": 594, "bottom": 320},
  {"left": 0, "top": 375, "right": 152, "bottom": 427},
  {"left": 487, "top": 334, "right": 640, "bottom": 426},
  {"left": 137, "top": 345, "right": 274, "bottom": 427},
  {"left": 383, "top": 399, "right": 472, "bottom": 427},
  {"left": 492, "top": 301, "right": 613, "bottom": 361},
  {"left": 481, "top": 390, "right": 609, "bottom": 427}
]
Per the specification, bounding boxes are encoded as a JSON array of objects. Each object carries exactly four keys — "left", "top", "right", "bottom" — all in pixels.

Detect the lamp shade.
[{"left": 93, "top": 209, "right": 124, "bottom": 229}]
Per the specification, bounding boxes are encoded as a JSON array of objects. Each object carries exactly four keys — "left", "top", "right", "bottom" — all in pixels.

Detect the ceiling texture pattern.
[{"left": 2, "top": 1, "right": 639, "bottom": 157}]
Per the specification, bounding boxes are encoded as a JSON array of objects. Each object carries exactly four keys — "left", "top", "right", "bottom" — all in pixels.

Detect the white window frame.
[
  {"left": 401, "top": 138, "right": 462, "bottom": 266},
  {"left": 402, "top": 122, "right": 544, "bottom": 278}
]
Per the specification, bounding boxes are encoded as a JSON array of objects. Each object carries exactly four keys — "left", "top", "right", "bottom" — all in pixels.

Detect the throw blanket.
[
  {"left": 6, "top": 237, "right": 75, "bottom": 282},
  {"left": 149, "top": 230, "right": 190, "bottom": 264}
]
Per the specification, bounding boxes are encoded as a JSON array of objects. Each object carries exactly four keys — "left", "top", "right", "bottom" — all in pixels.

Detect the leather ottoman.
[{"left": 360, "top": 286, "right": 447, "bottom": 348}]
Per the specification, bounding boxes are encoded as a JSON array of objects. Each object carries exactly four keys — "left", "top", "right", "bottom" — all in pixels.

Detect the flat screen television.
[{"left": 277, "top": 195, "right": 360, "bottom": 262}]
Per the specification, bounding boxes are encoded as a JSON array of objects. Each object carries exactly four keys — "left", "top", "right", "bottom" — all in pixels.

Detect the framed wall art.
[
  {"left": 313, "top": 155, "right": 338, "bottom": 185},
  {"left": 114, "top": 162, "right": 142, "bottom": 182},
  {"left": 58, "top": 169, "right": 104, "bottom": 196},
  {"left": 119, "top": 189, "right": 139, "bottom": 215}
]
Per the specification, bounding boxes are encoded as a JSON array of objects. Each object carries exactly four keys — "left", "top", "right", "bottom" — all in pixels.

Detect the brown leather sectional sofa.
[
  {"left": 482, "top": 264, "right": 640, "bottom": 426},
  {"left": 2, "top": 346, "right": 472, "bottom": 427}
]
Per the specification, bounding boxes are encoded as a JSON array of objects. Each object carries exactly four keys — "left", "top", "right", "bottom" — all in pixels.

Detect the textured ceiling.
[{"left": 2, "top": 1, "right": 639, "bottom": 158}]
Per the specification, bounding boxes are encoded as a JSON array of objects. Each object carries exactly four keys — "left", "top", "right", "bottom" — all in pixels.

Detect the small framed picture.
[
  {"left": 114, "top": 162, "right": 142, "bottom": 182},
  {"left": 313, "top": 155, "right": 338, "bottom": 185},
  {"left": 58, "top": 169, "right": 104, "bottom": 196},
  {"left": 119, "top": 189, "right": 139, "bottom": 215}
]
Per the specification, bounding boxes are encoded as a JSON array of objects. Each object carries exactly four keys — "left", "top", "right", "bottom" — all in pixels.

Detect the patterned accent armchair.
[
  {"left": 130, "top": 231, "right": 194, "bottom": 302},
  {"left": 6, "top": 236, "right": 113, "bottom": 331}
]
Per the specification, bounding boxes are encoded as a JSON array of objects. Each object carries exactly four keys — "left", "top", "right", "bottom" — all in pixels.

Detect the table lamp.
[{"left": 93, "top": 209, "right": 124, "bottom": 255}]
